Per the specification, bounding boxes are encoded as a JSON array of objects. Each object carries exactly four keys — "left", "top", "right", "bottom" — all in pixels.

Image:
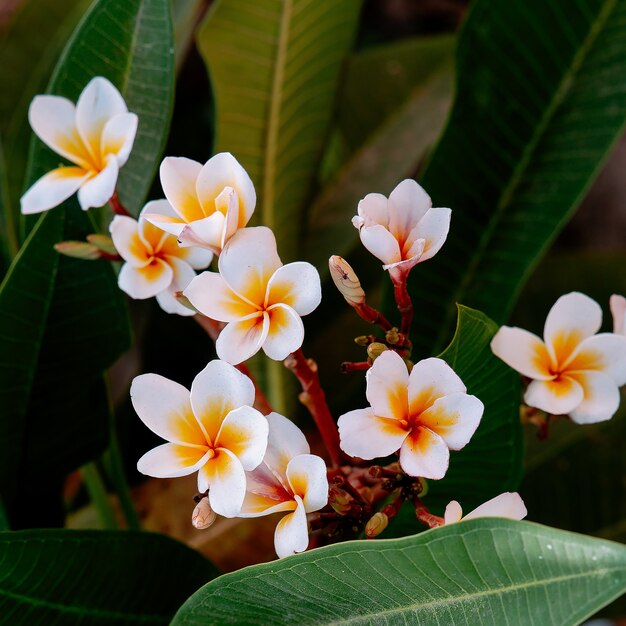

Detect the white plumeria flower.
[
  {"left": 184, "top": 226, "right": 322, "bottom": 364},
  {"left": 443, "top": 492, "right": 527, "bottom": 525},
  {"left": 610, "top": 294, "right": 626, "bottom": 336},
  {"left": 338, "top": 351, "right": 483, "bottom": 480},
  {"left": 143, "top": 152, "right": 255, "bottom": 254},
  {"left": 239, "top": 412, "right": 328, "bottom": 559},
  {"left": 352, "top": 179, "right": 451, "bottom": 279},
  {"left": 110, "top": 202, "right": 212, "bottom": 316},
  {"left": 21, "top": 77, "right": 138, "bottom": 214},
  {"left": 131, "top": 360, "right": 269, "bottom": 518},
  {"left": 491, "top": 292, "right": 626, "bottom": 425}
]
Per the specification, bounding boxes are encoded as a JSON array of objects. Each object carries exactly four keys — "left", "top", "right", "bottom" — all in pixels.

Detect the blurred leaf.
[
  {"left": 172, "top": 0, "right": 205, "bottom": 72},
  {"left": 400, "top": 0, "right": 626, "bottom": 357},
  {"left": 173, "top": 519, "right": 626, "bottom": 626},
  {"left": 0, "top": 529, "right": 218, "bottom": 624},
  {"left": 0, "top": 141, "right": 14, "bottom": 274},
  {"left": 196, "top": 0, "right": 362, "bottom": 261},
  {"left": 306, "top": 36, "right": 455, "bottom": 273}
]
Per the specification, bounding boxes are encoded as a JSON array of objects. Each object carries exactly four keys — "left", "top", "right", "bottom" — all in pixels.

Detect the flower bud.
[
  {"left": 328, "top": 487, "right": 352, "bottom": 516},
  {"left": 191, "top": 498, "right": 216, "bottom": 529},
  {"left": 365, "top": 512, "right": 388, "bottom": 538},
  {"left": 54, "top": 241, "right": 102, "bottom": 260},
  {"left": 86, "top": 233, "right": 117, "bottom": 255},
  {"left": 385, "top": 328, "right": 400, "bottom": 345},
  {"left": 329, "top": 255, "right": 365, "bottom": 307},
  {"left": 367, "top": 342, "right": 388, "bottom": 361}
]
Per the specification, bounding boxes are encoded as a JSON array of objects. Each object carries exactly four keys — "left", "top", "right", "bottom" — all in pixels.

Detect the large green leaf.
[
  {"left": 403, "top": 0, "right": 626, "bottom": 356},
  {"left": 173, "top": 518, "right": 626, "bottom": 625},
  {"left": 196, "top": 0, "right": 362, "bottom": 261},
  {"left": 0, "top": 529, "right": 218, "bottom": 624}
]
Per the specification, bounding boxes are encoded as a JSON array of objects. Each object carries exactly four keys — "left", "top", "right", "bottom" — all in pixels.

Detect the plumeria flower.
[
  {"left": 21, "top": 77, "right": 137, "bottom": 214},
  {"left": 491, "top": 292, "right": 626, "bottom": 424},
  {"left": 352, "top": 179, "right": 451, "bottom": 279},
  {"left": 131, "top": 360, "right": 269, "bottom": 517},
  {"left": 110, "top": 203, "right": 212, "bottom": 316},
  {"left": 338, "top": 350, "right": 483, "bottom": 480},
  {"left": 143, "top": 152, "right": 255, "bottom": 253},
  {"left": 610, "top": 294, "right": 626, "bottom": 336},
  {"left": 184, "top": 226, "right": 322, "bottom": 364},
  {"left": 443, "top": 492, "right": 527, "bottom": 525},
  {"left": 238, "top": 412, "right": 328, "bottom": 559}
]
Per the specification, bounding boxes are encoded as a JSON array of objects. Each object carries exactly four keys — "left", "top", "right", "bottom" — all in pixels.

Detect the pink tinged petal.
[
  {"left": 160, "top": 157, "right": 205, "bottom": 222},
  {"left": 463, "top": 492, "right": 527, "bottom": 521},
  {"left": 109, "top": 215, "right": 150, "bottom": 267},
  {"left": 544, "top": 292, "right": 602, "bottom": 365},
  {"left": 240, "top": 482, "right": 296, "bottom": 517},
  {"left": 567, "top": 333, "right": 626, "bottom": 385},
  {"left": 399, "top": 427, "right": 449, "bottom": 479},
  {"left": 610, "top": 294, "right": 626, "bottom": 336},
  {"left": 337, "top": 408, "right": 408, "bottom": 460},
  {"left": 408, "top": 357, "right": 467, "bottom": 415},
  {"left": 366, "top": 350, "right": 410, "bottom": 420},
  {"left": 190, "top": 359, "right": 256, "bottom": 443},
  {"left": 491, "top": 327, "right": 553, "bottom": 380},
  {"left": 567, "top": 371, "right": 621, "bottom": 425},
  {"left": 264, "top": 412, "right": 310, "bottom": 480},
  {"left": 274, "top": 495, "right": 309, "bottom": 558},
  {"left": 359, "top": 224, "right": 401, "bottom": 266},
  {"left": 444, "top": 501, "right": 463, "bottom": 524},
  {"left": 178, "top": 213, "right": 225, "bottom": 251},
  {"left": 387, "top": 179, "right": 432, "bottom": 241},
  {"left": 130, "top": 373, "right": 205, "bottom": 445},
  {"left": 156, "top": 289, "right": 196, "bottom": 317},
  {"left": 417, "top": 392, "right": 483, "bottom": 450},
  {"left": 218, "top": 226, "right": 282, "bottom": 307},
  {"left": 524, "top": 377, "right": 584, "bottom": 415},
  {"left": 383, "top": 240, "right": 425, "bottom": 273},
  {"left": 411, "top": 207, "right": 451, "bottom": 262},
  {"left": 184, "top": 271, "right": 257, "bottom": 322},
  {"left": 117, "top": 258, "right": 173, "bottom": 299},
  {"left": 265, "top": 262, "right": 322, "bottom": 315},
  {"left": 137, "top": 443, "right": 210, "bottom": 478},
  {"left": 20, "top": 167, "right": 88, "bottom": 215},
  {"left": 202, "top": 448, "right": 247, "bottom": 517},
  {"left": 77, "top": 156, "right": 119, "bottom": 210},
  {"left": 242, "top": 461, "right": 294, "bottom": 509},
  {"left": 216, "top": 312, "right": 269, "bottom": 365},
  {"left": 356, "top": 192, "right": 389, "bottom": 226},
  {"left": 196, "top": 152, "right": 256, "bottom": 226},
  {"left": 262, "top": 304, "right": 304, "bottom": 361},
  {"left": 215, "top": 405, "right": 269, "bottom": 471},
  {"left": 101, "top": 112, "right": 138, "bottom": 166},
  {"left": 286, "top": 454, "right": 328, "bottom": 513}
]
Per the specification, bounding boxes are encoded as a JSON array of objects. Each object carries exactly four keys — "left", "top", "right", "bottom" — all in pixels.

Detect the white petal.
[
  {"left": 408, "top": 357, "right": 467, "bottom": 415},
  {"left": 365, "top": 350, "right": 410, "bottom": 420},
  {"left": 190, "top": 359, "right": 256, "bottom": 443},
  {"left": 286, "top": 454, "right": 328, "bottom": 513},
  {"left": 274, "top": 495, "right": 309, "bottom": 558},
  {"left": 118, "top": 259, "right": 173, "bottom": 299},
  {"left": 178, "top": 245, "right": 213, "bottom": 270},
  {"left": 218, "top": 226, "right": 282, "bottom": 307},
  {"left": 359, "top": 224, "right": 401, "bottom": 266},
  {"left": 443, "top": 500, "right": 463, "bottom": 524},
  {"left": 101, "top": 112, "right": 138, "bottom": 166},
  {"left": 142, "top": 205, "right": 186, "bottom": 238},
  {"left": 77, "top": 157, "right": 118, "bottom": 210},
  {"left": 20, "top": 167, "right": 88, "bottom": 215},
  {"left": 338, "top": 408, "right": 407, "bottom": 460},
  {"left": 110, "top": 215, "right": 150, "bottom": 267},
  {"left": 356, "top": 192, "right": 389, "bottom": 226},
  {"left": 463, "top": 492, "right": 527, "bottom": 521},
  {"left": 215, "top": 405, "right": 269, "bottom": 471},
  {"left": 156, "top": 289, "right": 196, "bottom": 316},
  {"left": 383, "top": 239, "right": 425, "bottom": 273},
  {"left": 265, "top": 262, "right": 322, "bottom": 315},
  {"left": 388, "top": 179, "right": 431, "bottom": 241},
  {"left": 160, "top": 156, "right": 205, "bottom": 222},
  {"left": 167, "top": 255, "right": 196, "bottom": 293},
  {"left": 610, "top": 294, "right": 626, "bottom": 336},
  {"left": 524, "top": 377, "right": 584, "bottom": 415},
  {"left": 490, "top": 327, "right": 552, "bottom": 380},
  {"left": 216, "top": 313, "right": 269, "bottom": 365},
  {"left": 203, "top": 448, "right": 247, "bottom": 517},
  {"left": 411, "top": 207, "right": 451, "bottom": 262},
  {"left": 264, "top": 412, "right": 310, "bottom": 480},
  {"left": 178, "top": 213, "right": 224, "bottom": 251},
  {"left": 262, "top": 304, "right": 304, "bottom": 361},
  {"left": 130, "top": 373, "right": 205, "bottom": 445},
  {"left": 399, "top": 427, "right": 449, "bottom": 479},
  {"left": 567, "top": 333, "right": 626, "bottom": 385},
  {"left": 137, "top": 443, "right": 209, "bottom": 478},
  {"left": 568, "top": 371, "right": 621, "bottom": 425}
]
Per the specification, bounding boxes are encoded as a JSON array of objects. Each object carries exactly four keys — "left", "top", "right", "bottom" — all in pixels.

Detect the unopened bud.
[
  {"left": 329, "top": 256, "right": 365, "bottom": 307},
  {"left": 191, "top": 498, "right": 216, "bottom": 529},
  {"left": 328, "top": 487, "right": 352, "bottom": 516},
  {"left": 365, "top": 512, "right": 388, "bottom": 538},
  {"left": 354, "top": 335, "right": 370, "bottom": 347},
  {"left": 54, "top": 240, "right": 101, "bottom": 260},
  {"left": 86, "top": 234, "right": 117, "bottom": 255},
  {"left": 385, "top": 328, "right": 400, "bottom": 345},
  {"left": 367, "top": 342, "right": 388, "bottom": 361}
]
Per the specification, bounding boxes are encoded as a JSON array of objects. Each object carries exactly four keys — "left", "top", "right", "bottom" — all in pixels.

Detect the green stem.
[
  {"left": 267, "top": 358, "right": 287, "bottom": 416},
  {"left": 81, "top": 463, "right": 118, "bottom": 530}
]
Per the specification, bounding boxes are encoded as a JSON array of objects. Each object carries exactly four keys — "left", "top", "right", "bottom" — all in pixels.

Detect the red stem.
[
  {"left": 340, "top": 361, "right": 370, "bottom": 374},
  {"left": 413, "top": 497, "right": 444, "bottom": 529},
  {"left": 391, "top": 272, "right": 413, "bottom": 336},
  {"left": 354, "top": 302, "right": 393, "bottom": 331},
  {"left": 109, "top": 192, "right": 131, "bottom": 216},
  {"left": 284, "top": 349, "right": 342, "bottom": 467}
]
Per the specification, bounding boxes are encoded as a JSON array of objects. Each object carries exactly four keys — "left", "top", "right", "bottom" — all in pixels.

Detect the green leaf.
[
  {"left": 0, "top": 529, "right": 218, "bottom": 624},
  {"left": 196, "top": 0, "right": 362, "bottom": 261},
  {"left": 0, "top": 141, "right": 15, "bottom": 272},
  {"left": 404, "top": 0, "right": 626, "bottom": 356},
  {"left": 306, "top": 35, "right": 455, "bottom": 274},
  {"left": 173, "top": 518, "right": 626, "bottom": 625}
]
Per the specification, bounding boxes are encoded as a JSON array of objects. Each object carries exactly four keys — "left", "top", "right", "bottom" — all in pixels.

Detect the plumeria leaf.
[
  {"left": 398, "top": 0, "right": 626, "bottom": 357},
  {"left": 173, "top": 519, "right": 626, "bottom": 626},
  {"left": 0, "top": 529, "right": 218, "bottom": 624}
]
